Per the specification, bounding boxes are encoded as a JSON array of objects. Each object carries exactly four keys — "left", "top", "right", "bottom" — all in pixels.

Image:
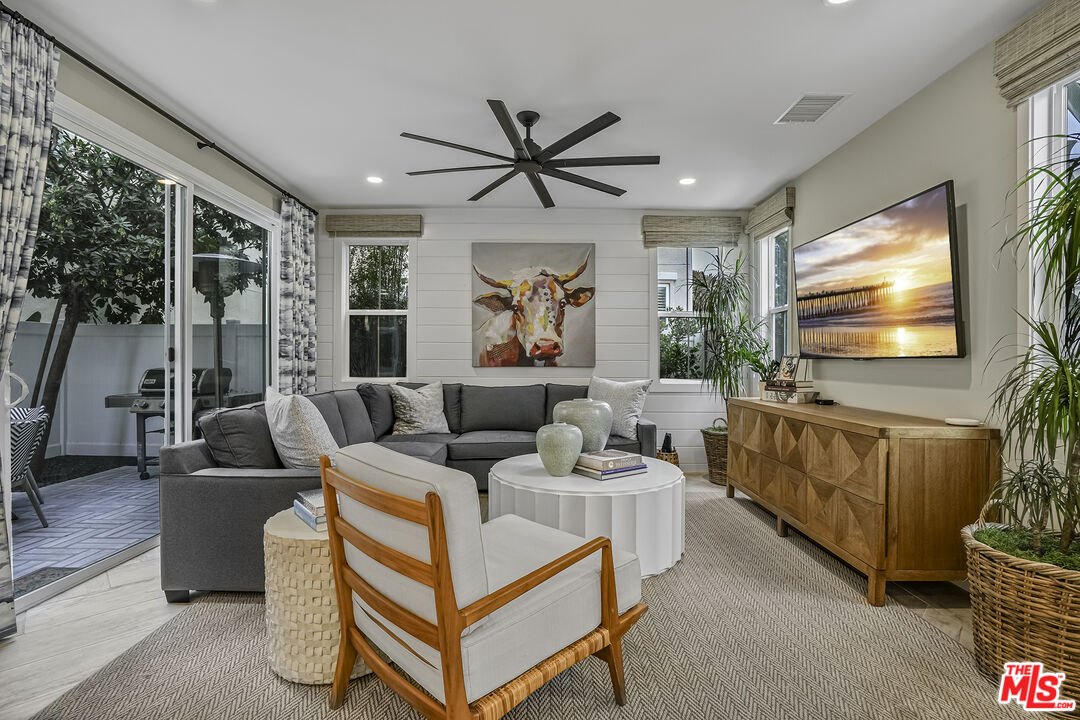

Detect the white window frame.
[
  {"left": 335, "top": 237, "right": 417, "bottom": 384},
  {"left": 757, "top": 227, "right": 790, "bottom": 362},
  {"left": 650, "top": 245, "right": 724, "bottom": 390}
]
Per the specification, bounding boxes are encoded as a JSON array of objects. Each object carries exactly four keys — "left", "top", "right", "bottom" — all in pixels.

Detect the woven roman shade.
[
  {"left": 995, "top": 0, "right": 1080, "bottom": 108},
  {"left": 641, "top": 215, "right": 743, "bottom": 248},
  {"left": 746, "top": 187, "right": 795, "bottom": 239},
  {"left": 324, "top": 214, "right": 423, "bottom": 237}
]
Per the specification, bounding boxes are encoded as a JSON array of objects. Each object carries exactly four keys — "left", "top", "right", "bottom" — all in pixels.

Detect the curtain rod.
[{"left": 0, "top": 2, "right": 319, "bottom": 217}]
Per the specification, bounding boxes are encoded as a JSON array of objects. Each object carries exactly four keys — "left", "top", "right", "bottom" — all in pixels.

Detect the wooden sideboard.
[{"left": 725, "top": 398, "right": 999, "bottom": 606}]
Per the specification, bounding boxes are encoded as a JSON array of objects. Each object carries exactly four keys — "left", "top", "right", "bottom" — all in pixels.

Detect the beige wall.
[
  {"left": 56, "top": 53, "right": 278, "bottom": 210},
  {"left": 790, "top": 43, "right": 1018, "bottom": 420}
]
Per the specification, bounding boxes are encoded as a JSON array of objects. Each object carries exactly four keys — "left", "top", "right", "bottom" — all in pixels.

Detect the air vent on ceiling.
[{"left": 774, "top": 94, "right": 848, "bottom": 124}]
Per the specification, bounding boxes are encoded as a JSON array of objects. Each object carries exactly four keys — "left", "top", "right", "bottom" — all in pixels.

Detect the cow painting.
[{"left": 471, "top": 243, "right": 596, "bottom": 367}]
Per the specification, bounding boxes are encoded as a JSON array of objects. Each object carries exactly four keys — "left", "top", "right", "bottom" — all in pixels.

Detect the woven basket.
[
  {"left": 963, "top": 522, "right": 1080, "bottom": 715},
  {"left": 657, "top": 449, "right": 680, "bottom": 467},
  {"left": 701, "top": 417, "right": 728, "bottom": 486}
]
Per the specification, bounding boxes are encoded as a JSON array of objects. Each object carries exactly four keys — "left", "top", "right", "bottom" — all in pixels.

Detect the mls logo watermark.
[{"left": 998, "top": 663, "right": 1076, "bottom": 712}]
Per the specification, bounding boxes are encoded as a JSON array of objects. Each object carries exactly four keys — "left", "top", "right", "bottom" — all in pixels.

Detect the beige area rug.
[{"left": 32, "top": 481, "right": 1023, "bottom": 720}]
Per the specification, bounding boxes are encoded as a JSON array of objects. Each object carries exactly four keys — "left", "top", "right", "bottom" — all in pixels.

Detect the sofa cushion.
[
  {"left": 357, "top": 383, "right": 395, "bottom": 437},
  {"left": 303, "top": 391, "right": 349, "bottom": 447},
  {"left": 545, "top": 383, "right": 588, "bottom": 424},
  {"left": 448, "top": 430, "right": 537, "bottom": 460},
  {"left": 588, "top": 377, "right": 652, "bottom": 438},
  {"left": 389, "top": 382, "right": 451, "bottom": 435},
  {"left": 460, "top": 384, "right": 545, "bottom": 433},
  {"left": 197, "top": 404, "right": 283, "bottom": 469},
  {"left": 373, "top": 440, "right": 448, "bottom": 465},
  {"left": 379, "top": 433, "right": 457, "bottom": 445},
  {"left": 604, "top": 434, "right": 641, "bottom": 452},
  {"left": 335, "top": 389, "right": 376, "bottom": 444},
  {"left": 402, "top": 382, "right": 463, "bottom": 433},
  {"left": 264, "top": 388, "right": 340, "bottom": 469},
  {"left": 360, "top": 513, "right": 640, "bottom": 704}
]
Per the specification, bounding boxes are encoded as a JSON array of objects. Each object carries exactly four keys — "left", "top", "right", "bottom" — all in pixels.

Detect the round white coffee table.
[
  {"left": 488, "top": 454, "right": 685, "bottom": 576},
  {"left": 263, "top": 509, "right": 371, "bottom": 684}
]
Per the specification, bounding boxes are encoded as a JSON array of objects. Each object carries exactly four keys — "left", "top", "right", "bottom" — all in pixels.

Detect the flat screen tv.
[{"left": 792, "top": 181, "right": 965, "bottom": 359}]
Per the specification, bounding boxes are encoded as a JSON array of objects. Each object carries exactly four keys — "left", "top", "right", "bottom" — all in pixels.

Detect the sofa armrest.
[
  {"left": 159, "top": 468, "right": 323, "bottom": 594},
  {"left": 637, "top": 417, "right": 657, "bottom": 458},
  {"left": 160, "top": 440, "right": 217, "bottom": 475}
]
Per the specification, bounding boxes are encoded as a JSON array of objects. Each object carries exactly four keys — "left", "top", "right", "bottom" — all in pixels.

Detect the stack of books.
[
  {"left": 573, "top": 449, "right": 647, "bottom": 480},
  {"left": 293, "top": 489, "right": 327, "bottom": 531},
  {"left": 762, "top": 379, "right": 818, "bottom": 404}
]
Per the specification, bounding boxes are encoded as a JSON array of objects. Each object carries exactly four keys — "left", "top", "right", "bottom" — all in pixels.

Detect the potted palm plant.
[
  {"left": 974, "top": 133, "right": 1080, "bottom": 699},
  {"left": 692, "top": 249, "right": 771, "bottom": 485}
]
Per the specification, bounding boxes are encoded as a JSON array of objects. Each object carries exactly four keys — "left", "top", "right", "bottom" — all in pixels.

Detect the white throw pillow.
[
  {"left": 588, "top": 377, "right": 652, "bottom": 438},
  {"left": 389, "top": 382, "right": 451, "bottom": 435},
  {"left": 264, "top": 387, "right": 340, "bottom": 469}
]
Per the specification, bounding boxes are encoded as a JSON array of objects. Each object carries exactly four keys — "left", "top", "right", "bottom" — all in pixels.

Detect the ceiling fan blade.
[
  {"left": 487, "top": 99, "right": 530, "bottom": 161},
  {"left": 536, "top": 112, "right": 621, "bottom": 162},
  {"left": 540, "top": 167, "right": 626, "bottom": 197},
  {"left": 407, "top": 164, "right": 514, "bottom": 176},
  {"left": 526, "top": 172, "right": 555, "bottom": 209},
  {"left": 545, "top": 155, "right": 660, "bottom": 168},
  {"left": 468, "top": 169, "right": 521, "bottom": 202},
  {"left": 400, "top": 132, "right": 515, "bottom": 162}
]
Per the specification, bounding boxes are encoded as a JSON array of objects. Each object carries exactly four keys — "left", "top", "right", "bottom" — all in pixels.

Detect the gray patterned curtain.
[
  {"left": 0, "top": 12, "right": 60, "bottom": 639},
  {"left": 277, "top": 196, "right": 317, "bottom": 395}
]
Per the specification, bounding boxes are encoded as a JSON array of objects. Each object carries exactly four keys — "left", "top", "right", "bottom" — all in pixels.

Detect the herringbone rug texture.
[{"left": 32, "top": 482, "right": 1023, "bottom": 720}]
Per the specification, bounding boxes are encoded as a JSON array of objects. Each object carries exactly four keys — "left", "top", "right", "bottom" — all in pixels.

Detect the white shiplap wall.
[{"left": 316, "top": 207, "right": 739, "bottom": 471}]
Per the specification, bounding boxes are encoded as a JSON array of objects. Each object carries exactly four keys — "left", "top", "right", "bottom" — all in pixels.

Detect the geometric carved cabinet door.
[
  {"left": 836, "top": 431, "right": 886, "bottom": 503},
  {"left": 779, "top": 416, "right": 807, "bottom": 472},
  {"left": 802, "top": 423, "right": 838, "bottom": 484},
  {"left": 743, "top": 450, "right": 761, "bottom": 495},
  {"left": 741, "top": 409, "right": 762, "bottom": 454},
  {"left": 728, "top": 405, "right": 742, "bottom": 445},
  {"left": 832, "top": 488, "right": 885, "bottom": 566},
  {"left": 758, "top": 455, "right": 783, "bottom": 507},
  {"left": 759, "top": 412, "right": 782, "bottom": 460},
  {"left": 729, "top": 442, "right": 747, "bottom": 485}
]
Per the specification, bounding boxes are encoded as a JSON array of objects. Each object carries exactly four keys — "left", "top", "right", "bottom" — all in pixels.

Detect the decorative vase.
[
  {"left": 553, "top": 398, "right": 613, "bottom": 452},
  {"left": 536, "top": 422, "right": 583, "bottom": 476}
]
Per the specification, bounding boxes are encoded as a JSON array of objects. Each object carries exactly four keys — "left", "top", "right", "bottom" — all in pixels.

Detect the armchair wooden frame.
[{"left": 320, "top": 456, "right": 648, "bottom": 720}]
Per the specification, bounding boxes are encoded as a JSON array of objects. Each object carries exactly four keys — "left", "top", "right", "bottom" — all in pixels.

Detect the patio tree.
[{"left": 27, "top": 128, "right": 266, "bottom": 478}]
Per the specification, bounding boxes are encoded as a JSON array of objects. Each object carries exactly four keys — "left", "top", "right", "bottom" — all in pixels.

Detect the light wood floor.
[{"left": 0, "top": 484, "right": 975, "bottom": 720}]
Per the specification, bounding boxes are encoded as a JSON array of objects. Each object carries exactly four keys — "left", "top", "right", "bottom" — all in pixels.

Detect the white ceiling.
[{"left": 12, "top": 0, "right": 1041, "bottom": 210}]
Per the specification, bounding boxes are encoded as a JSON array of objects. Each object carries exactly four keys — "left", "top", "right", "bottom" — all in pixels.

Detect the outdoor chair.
[
  {"left": 11, "top": 406, "right": 49, "bottom": 528},
  {"left": 321, "top": 443, "right": 647, "bottom": 720}
]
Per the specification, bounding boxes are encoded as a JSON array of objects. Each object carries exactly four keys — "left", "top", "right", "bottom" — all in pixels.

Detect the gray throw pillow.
[
  {"left": 588, "top": 377, "right": 652, "bottom": 438},
  {"left": 264, "top": 387, "right": 340, "bottom": 469},
  {"left": 389, "top": 382, "right": 451, "bottom": 435}
]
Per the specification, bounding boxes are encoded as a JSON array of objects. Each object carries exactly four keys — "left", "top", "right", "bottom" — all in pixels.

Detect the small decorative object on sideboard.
[
  {"left": 553, "top": 397, "right": 613, "bottom": 452},
  {"left": 764, "top": 356, "right": 816, "bottom": 403},
  {"left": 657, "top": 432, "right": 680, "bottom": 467},
  {"left": 293, "top": 489, "right": 327, "bottom": 532},
  {"left": 536, "top": 422, "right": 583, "bottom": 477}
]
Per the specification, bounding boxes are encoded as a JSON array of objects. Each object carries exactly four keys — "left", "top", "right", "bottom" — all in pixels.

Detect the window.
[
  {"left": 758, "top": 228, "right": 789, "bottom": 362},
  {"left": 656, "top": 246, "right": 719, "bottom": 380},
  {"left": 343, "top": 242, "right": 409, "bottom": 379}
]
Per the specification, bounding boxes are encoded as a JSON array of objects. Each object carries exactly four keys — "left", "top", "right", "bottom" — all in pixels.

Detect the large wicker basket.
[
  {"left": 701, "top": 417, "right": 728, "bottom": 486},
  {"left": 963, "top": 523, "right": 1080, "bottom": 715}
]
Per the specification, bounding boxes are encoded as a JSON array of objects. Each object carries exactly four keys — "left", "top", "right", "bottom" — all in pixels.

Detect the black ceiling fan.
[{"left": 401, "top": 99, "right": 660, "bottom": 208}]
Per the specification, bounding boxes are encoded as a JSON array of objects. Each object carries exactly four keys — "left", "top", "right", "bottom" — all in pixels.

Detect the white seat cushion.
[{"left": 357, "top": 513, "right": 641, "bottom": 705}]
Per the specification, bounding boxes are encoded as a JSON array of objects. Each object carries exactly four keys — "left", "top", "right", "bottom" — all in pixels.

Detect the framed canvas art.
[{"left": 471, "top": 242, "right": 596, "bottom": 367}]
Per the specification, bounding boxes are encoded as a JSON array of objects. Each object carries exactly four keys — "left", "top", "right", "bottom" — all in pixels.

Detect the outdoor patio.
[{"left": 9, "top": 466, "right": 159, "bottom": 595}]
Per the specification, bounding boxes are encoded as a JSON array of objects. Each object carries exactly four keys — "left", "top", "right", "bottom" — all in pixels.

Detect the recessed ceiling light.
[
  {"left": 823, "top": 0, "right": 854, "bottom": 5},
  {"left": 679, "top": 177, "right": 696, "bottom": 185},
  {"left": 366, "top": 176, "right": 383, "bottom": 184}
]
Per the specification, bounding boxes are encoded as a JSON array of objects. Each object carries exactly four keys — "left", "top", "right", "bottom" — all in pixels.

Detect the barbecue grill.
[{"left": 106, "top": 367, "right": 258, "bottom": 479}]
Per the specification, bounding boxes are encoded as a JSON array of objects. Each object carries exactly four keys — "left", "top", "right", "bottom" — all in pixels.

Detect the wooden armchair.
[{"left": 320, "top": 444, "right": 647, "bottom": 720}]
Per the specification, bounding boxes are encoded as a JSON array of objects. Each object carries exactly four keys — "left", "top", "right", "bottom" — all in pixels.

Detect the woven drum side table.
[{"left": 263, "top": 508, "right": 370, "bottom": 684}]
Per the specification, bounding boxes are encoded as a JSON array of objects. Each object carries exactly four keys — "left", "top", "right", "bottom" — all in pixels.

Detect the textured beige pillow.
[
  {"left": 264, "top": 387, "right": 340, "bottom": 468},
  {"left": 588, "top": 377, "right": 652, "bottom": 438},
  {"left": 389, "top": 382, "right": 451, "bottom": 434}
]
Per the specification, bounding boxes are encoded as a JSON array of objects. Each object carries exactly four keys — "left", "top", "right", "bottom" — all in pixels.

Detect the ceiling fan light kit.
[{"left": 402, "top": 99, "right": 660, "bottom": 208}]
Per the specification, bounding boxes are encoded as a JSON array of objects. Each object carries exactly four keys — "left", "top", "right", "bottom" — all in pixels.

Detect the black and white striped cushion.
[{"left": 10, "top": 406, "right": 48, "bottom": 484}]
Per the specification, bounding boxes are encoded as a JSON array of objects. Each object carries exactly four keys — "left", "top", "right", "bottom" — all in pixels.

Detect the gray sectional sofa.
[{"left": 158, "top": 382, "right": 656, "bottom": 601}]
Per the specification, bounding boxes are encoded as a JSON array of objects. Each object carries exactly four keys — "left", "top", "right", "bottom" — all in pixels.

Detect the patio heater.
[{"left": 192, "top": 253, "right": 262, "bottom": 409}]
